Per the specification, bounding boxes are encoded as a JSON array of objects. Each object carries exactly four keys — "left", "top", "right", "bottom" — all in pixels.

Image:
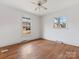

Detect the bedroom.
[{"left": 0, "top": 0, "right": 79, "bottom": 59}]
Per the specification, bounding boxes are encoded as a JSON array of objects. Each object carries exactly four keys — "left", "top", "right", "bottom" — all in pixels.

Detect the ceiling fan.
[{"left": 31, "top": 0, "right": 47, "bottom": 11}]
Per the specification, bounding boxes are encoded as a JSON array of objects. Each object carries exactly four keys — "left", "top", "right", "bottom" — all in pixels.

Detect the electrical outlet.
[{"left": 55, "top": 40, "right": 63, "bottom": 44}]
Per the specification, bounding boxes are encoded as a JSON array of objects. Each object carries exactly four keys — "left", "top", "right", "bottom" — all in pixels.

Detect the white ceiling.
[{"left": 0, "top": 0, "right": 79, "bottom": 16}]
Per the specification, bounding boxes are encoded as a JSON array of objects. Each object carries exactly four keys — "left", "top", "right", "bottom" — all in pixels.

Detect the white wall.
[
  {"left": 0, "top": 4, "right": 41, "bottom": 47},
  {"left": 42, "top": 4, "right": 79, "bottom": 46}
]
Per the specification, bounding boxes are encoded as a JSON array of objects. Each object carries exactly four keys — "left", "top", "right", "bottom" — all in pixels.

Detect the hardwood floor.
[{"left": 0, "top": 39, "right": 79, "bottom": 59}]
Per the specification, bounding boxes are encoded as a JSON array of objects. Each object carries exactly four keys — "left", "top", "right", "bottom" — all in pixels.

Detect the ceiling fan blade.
[
  {"left": 39, "top": 0, "right": 47, "bottom": 4},
  {"left": 31, "top": 0, "right": 47, "bottom": 5},
  {"left": 35, "top": 7, "right": 38, "bottom": 10},
  {"left": 35, "top": 7, "right": 39, "bottom": 10},
  {"left": 41, "top": 6, "right": 47, "bottom": 10},
  {"left": 31, "top": 2, "right": 36, "bottom": 4}
]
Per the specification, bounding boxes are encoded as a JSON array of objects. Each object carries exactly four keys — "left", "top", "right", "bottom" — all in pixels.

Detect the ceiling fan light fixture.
[{"left": 31, "top": 0, "right": 47, "bottom": 11}]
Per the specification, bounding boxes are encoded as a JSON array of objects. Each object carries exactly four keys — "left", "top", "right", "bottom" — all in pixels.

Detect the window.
[
  {"left": 21, "top": 17, "right": 31, "bottom": 35},
  {"left": 53, "top": 16, "right": 68, "bottom": 29}
]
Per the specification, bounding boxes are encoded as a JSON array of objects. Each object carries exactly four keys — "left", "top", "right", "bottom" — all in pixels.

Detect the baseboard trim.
[
  {"left": 0, "top": 38, "right": 43, "bottom": 49},
  {"left": 42, "top": 38, "right": 79, "bottom": 48},
  {"left": 19, "top": 38, "right": 44, "bottom": 44}
]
